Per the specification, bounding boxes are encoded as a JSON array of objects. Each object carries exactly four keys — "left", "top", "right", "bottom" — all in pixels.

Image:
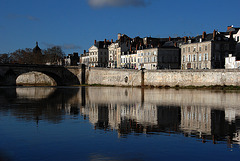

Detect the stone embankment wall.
[
  {"left": 86, "top": 68, "right": 240, "bottom": 87},
  {"left": 87, "top": 68, "right": 142, "bottom": 86},
  {"left": 144, "top": 69, "right": 240, "bottom": 87}
]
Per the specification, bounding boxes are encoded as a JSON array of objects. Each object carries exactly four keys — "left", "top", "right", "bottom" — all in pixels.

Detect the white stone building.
[
  {"left": 88, "top": 40, "right": 111, "bottom": 67},
  {"left": 136, "top": 48, "right": 158, "bottom": 70},
  {"left": 80, "top": 51, "right": 89, "bottom": 67},
  {"left": 225, "top": 54, "right": 240, "bottom": 69},
  {"left": 120, "top": 53, "right": 137, "bottom": 69}
]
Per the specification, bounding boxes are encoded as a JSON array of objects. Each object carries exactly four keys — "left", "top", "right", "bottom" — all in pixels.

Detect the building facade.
[
  {"left": 80, "top": 51, "right": 89, "bottom": 67},
  {"left": 136, "top": 47, "right": 180, "bottom": 70},
  {"left": 88, "top": 40, "right": 111, "bottom": 67},
  {"left": 120, "top": 53, "right": 137, "bottom": 69},
  {"left": 64, "top": 53, "right": 79, "bottom": 66},
  {"left": 224, "top": 25, "right": 240, "bottom": 57},
  {"left": 181, "top": 31, "right": 236, "bottom": 69}
]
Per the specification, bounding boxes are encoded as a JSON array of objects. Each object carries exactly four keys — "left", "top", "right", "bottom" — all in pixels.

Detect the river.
[{"left": 0, "top": 86, "right": 239, "bottom": 161}]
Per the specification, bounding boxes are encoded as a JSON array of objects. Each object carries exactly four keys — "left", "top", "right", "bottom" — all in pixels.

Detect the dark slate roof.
[
  {"left": 227, "top": 27, "right": 240, "bottom": 31},
  {"left": 162, "top": 41, "right": 175, "bottom": 48},
  {"left": 185, "top": 32, "right": 229, "bottom": 44},
  {"left": 226, "top": 27, "right": 240, "bottom": 34},
  {"left": 95, "top": 41, "right": 111, "bottom": 49}
]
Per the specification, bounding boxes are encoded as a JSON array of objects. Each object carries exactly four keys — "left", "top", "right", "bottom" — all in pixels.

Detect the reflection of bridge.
[
  {"left": 0, "top": 87, "right": 80, "bottom": 123},
  {"left": 0, "top": 64, "right": 85, "bottom": 86}
]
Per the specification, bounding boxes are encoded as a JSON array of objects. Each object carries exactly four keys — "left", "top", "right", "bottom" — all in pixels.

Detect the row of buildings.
[{"left": 79, "top": 25, "right": 240, "bottom": 70}]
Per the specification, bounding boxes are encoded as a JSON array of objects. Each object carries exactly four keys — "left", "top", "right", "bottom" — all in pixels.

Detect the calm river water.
[{"left": 0, "top": 86, "right": 239, "bottom": 161}]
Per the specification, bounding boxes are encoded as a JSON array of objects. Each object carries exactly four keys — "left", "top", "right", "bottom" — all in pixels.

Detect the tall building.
[
  {"left": 181, "top": 30, "right": 236, "bottom": 69},
  {"left": 88, "top": 39, "right": 111, "bottom": 67},
  {"left": 136, "top": 47, "right": 180, "bottom": 70},
  {"left": 224, "top": 25, "right": 240, "bottom": 57}
]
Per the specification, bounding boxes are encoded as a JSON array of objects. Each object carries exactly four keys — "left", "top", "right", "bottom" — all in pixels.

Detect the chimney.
[
  {"left": 84, "top": 50, "right": 86, "bottom": 54},
  {"left": 111, "top": 39, "right": 113, "bottom": 43},
  {"left": 94, "top": 40, "right": 96, "bottom": 45},
  {"left": 227, "top": 25, "right": 233, "bottom": 31},
  {"left": 174, "top": 42, "right": 177, "bottom": 47},
  {"left": 202, "top": 31, "right": 206, "bottom": 39},
  {"left": 213, "top": 30, "right": 216, "bottom": 40},
  {"left": 104, "top": 39, "right": 106, "bottom": 43},
  {"left": 107, "top": 40, "right": 110, "bottom": 42},
  {"left": 184, "top": 36, "right": 187, "bottom": 43},
  {"left": 169, "top": 36, "right": 171, "bottom": 41}
]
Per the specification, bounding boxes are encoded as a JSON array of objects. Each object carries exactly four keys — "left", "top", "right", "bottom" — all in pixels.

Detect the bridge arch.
[
  {"left": 0, "top": 64, "right": 81, "bottom": 86},
  {"left": 16, "top": 72, "right": 57, "bottom": 86}
]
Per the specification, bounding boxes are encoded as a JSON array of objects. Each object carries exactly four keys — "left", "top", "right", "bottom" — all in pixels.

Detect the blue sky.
[{"left": 1, "top": 0, "right": 240, "bottom": 55}]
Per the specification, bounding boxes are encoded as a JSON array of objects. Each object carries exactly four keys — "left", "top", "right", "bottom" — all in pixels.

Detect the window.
[
  {"left": 188, "top": 55, "right": 191, "bottom": 62},
  {"left": 205, "top": 53, "right": 208, "bottom": 61},
  {"left": 183, "top": 48, "right": 185, "bottom": 53},
  {"left": 199, "top": 54, "right": 202, "bottom": 61},
  {"left": 205, "top": 46, "right": 207, "bottom": 51},
  {"left": 237, "top": 36, "right": 239, "bottom": 42},
  {"left": 193, "top": 55, "right": 196, "bottom": 61},
  {"left": 151, "top": 57, "right": 154, "bottom": 62},
  {"left": 154, "top": 51, "right": 157, "bottom": 55},
  {"left": 188, "top": 47, "right": 190, "bottom": 52},
  {"left": 183, "top": 56, "right": 185, "bottom": 62},
  {"left": 199, "top": 47, "right": 201, "bottom": 51}
]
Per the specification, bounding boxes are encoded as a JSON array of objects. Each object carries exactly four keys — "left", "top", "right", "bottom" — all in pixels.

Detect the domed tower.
[
  {"left": 33, "top": 42, "right": 41, "bottom": 54},
  {"left": 32, "top": 42, "right": 43, "bottom": 64}
]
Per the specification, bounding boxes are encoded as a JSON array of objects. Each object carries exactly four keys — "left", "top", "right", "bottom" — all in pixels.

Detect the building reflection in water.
[
  {"left": 1, "top": 86, "right": 240, "bottom": 147},
  {"left": 78, "top": 87, "right": 240, "bottom": 146}
]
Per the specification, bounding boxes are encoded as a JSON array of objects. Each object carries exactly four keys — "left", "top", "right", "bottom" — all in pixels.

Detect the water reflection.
[
  {"left": 0, "top": 87, "right": 240, "bottom": 146},
  {"left": 0, "top": 87, "right": 80, "bottom": 123},
  {"left": 16, "top": 87, "right": 56, "bottom": 100}
]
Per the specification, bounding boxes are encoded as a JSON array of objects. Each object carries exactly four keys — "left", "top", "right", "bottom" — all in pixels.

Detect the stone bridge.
[{"left": 0, "top": 64, "right": 85, "bottom": 86}]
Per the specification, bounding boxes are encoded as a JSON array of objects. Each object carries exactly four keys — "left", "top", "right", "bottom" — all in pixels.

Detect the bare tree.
[
  {"left": 0, "top": 54, "right": 10, "bottom": 64},
  {"left": 43, "top": 46, "right": 64, "bottom": 65}
]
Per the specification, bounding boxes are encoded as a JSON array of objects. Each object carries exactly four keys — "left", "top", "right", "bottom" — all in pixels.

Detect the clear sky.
[{"left": 1, "top": 0, "right": 240, "bottom": 55}]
